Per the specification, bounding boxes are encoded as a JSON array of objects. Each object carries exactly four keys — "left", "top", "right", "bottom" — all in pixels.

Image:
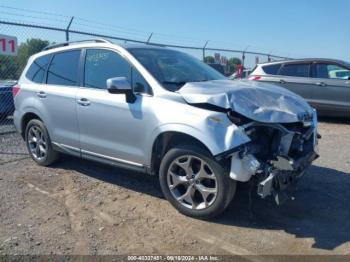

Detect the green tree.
[
  {"left": 0, "top": 38, "right": 49, "bottom": 80},
  {"left": 227, "top": 57, "right": 242, "bottom": 73},
  {"left": 204, "top": 56, "right": 215, "bottom": 64}
]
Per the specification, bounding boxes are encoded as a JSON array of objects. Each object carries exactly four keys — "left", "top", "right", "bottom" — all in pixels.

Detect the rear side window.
[
  {"left": 84, "top": 49, "right": 131, "bottom": 89},
  {"left": 262, "top": 64, "right": 281, "bottom": 75},
  {"left": 25, "top": 54, "right": 51, "bottom": 83},
  {"left": 279, "top": 63, "right": 310, "bottom": 77},
  {"left": 47, "top": 50, "right": 81, "bottom": 86}
]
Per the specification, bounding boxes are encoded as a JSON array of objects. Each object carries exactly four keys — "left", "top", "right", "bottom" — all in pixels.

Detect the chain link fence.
[{"left": 0, "top": 20, "right": 289, "bottom": 149}]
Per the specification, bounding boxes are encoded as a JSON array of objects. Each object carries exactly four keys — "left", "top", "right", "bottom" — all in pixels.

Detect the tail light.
[
  {"left": 248, "top": 76, "right": 261, "bottom": 81},
  {"left": 12, "top": 84, "right": 20, "bottom": 97}
]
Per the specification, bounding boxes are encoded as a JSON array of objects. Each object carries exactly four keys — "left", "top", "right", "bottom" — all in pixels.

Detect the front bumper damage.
[
  {"left": 178, "top": 79, "right": 320, "bottom": 204},
  {"left": 257, "top": 150, "right": 318, "bottom": 204},
  {"left": 227, "top": 112, "right": 319, "bottom": 205}
]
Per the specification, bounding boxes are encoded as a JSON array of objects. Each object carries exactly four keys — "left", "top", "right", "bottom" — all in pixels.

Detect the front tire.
[
  {"left": 159, "top": 145, "right": 236, "bottom": 219},
  {"left": 25, "top": 119, "right": 59, "bottom": 166}
]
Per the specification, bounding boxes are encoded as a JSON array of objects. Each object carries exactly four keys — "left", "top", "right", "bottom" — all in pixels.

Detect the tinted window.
[
  {"left": 314, "top": 63, "right": 350, "bottom": 79},
  {"left": 262, "top": 64, "right": 281, "bottom": 75},
  {"left": 279, "top": 63, "right": 310, "bottom": 77},
  {"left": 84, "top": 49, "right": 131, "bottom": 89},
  {"left": 47, "top": 50, "right": 80, "bottom": 86},
  {"left": 26, "top": 54, "right": 51, "bottom": 83}
]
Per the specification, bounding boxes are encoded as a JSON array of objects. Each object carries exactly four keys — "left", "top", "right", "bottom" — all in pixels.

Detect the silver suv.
[{"left": 14, "top": 39, "right": 319, "bottom": 218}]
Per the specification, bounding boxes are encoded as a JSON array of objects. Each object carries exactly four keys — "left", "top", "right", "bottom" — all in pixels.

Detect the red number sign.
[{"left": 0, "top": 34, "right": 18, "bottom": 56}]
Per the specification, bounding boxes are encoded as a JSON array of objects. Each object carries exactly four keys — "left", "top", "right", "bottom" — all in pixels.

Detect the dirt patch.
[{"left": 0, "top": 120, "right": 350, "bottom": 255}]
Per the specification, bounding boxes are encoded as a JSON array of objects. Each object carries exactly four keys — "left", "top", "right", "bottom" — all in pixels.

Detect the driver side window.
[
  {"left": 84, "top": 49, "right": 131, "bottom": 89},
  {"left": 84, "top": 49, "right": 152, "bottom": 94},
  {"left": 314, "top": 63, "right": 350, "bottom": 80}
]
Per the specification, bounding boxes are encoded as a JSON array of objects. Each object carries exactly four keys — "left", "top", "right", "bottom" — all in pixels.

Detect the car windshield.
[{"left": 128, "top": 48, "right": 226, "bottom": 91}]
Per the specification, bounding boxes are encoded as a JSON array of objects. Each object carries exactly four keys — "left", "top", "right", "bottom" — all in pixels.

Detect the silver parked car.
[
  {"left": 249, "top": 59, "right": 350, "bottom": 117},
  {"left": 14, "top": 39, "right": 319, "bottom": 218}
]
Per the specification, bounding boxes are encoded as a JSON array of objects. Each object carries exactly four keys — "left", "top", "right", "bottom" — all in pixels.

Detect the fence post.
[
  {"left": 202, "top": 41, "right": 208, "bottom": 62},
  {"left": 146, "top": 32, "right": 153, "bottom": 44},
  {"left": 242, "top": 51, "right": 245, "bottom": 68},
  {"left": 242, "top": 46, "right": 250, "bottom": 68},
  {"left": 65, "top": 16, "right": 74, "bottom": 41}
]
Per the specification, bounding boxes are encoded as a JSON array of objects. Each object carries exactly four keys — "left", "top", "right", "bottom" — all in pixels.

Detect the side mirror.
[{"left": 106, "top": 77, "right": 132, "bottom": 94}]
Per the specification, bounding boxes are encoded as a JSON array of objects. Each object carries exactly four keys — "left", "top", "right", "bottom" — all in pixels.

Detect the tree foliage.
[
  {"left": 204, "top": 55, "right": 242, "bottom": 73},
  {"left": 204, "top": 56, "right": 215, "bottom": 64},
  {"left": 227, "top": 57, "right": 242, "bottom": 72},
  {"left": 0, "top": 38, "right": 49, "bottom": 80}
]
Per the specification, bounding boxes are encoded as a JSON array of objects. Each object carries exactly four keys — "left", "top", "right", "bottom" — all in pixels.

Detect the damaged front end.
[
  {"left": 179, "top": 80, "right": 320, "bottom": 205},
  {"left": 227, "top": 110, "right": 319, "bottom": 205}
]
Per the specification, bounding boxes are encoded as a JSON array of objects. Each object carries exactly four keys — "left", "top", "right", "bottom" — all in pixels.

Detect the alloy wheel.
[
  {"left": 167, "top": 155, "right": 218, "bottom": 210},
  {"left": 27, "top": 125, "right": 47, "bottom": 161}
]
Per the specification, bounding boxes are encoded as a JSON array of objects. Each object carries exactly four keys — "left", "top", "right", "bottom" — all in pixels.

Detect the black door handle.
[
  {"left": 279, "top": 79, "right": 286, "bottom": 84},
  {"left": 316, "top": 82, "right": 327, "bottom": 87},
  {"left": 77, "top": 98, "right": 91, "bottom": 106},
  {"left": 36, "top": 91, "right": 46, "bottom": 98}
]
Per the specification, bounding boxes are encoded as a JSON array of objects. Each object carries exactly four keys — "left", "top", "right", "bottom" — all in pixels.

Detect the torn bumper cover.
[
  {"left": 257, "top": 150, "right": 318, "bottom": 204},
  {"left": 229, "top": 117, "right": 319, "bottom": 204}
]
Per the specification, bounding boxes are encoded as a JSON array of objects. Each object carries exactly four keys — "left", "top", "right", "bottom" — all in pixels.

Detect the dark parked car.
[
  {"left": 207, "top": 63, "right": 225, "bottom": 75},
  {"left": 0, "top": 80, "right": 16, "bottom": 119},
  {"left": 249, "top": 59, "right": 350, "bottom": 117}
]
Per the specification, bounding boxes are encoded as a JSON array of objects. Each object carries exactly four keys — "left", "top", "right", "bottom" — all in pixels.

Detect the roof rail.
[{"left": 42, "top": 38, "right": 112, "bottom": 51}]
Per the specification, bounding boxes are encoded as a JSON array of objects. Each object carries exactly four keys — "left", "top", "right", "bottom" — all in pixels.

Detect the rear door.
[
  {"left": 41, "top": 49, "right": 81, "bottom": 155},
  {"left": 274, "top": 62, "right": 314, "bottom": 101},
  {"left": 310, "top": 62, "right": 350, "bottom": 114}
]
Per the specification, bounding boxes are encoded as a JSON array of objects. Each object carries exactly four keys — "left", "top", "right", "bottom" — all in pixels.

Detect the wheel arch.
[
  {"left": 20, "top": 111, "right": 43, "bottom": 139},
  {"left": 149, "top": 130, "right": 214, "bottom": 176}
]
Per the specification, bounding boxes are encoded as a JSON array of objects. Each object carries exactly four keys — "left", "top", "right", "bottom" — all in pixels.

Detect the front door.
[
  {"left": 310, "top": 62, "right": 350, "bottom": 114},
  {"left": 77, "top": 48, "right": 153, "bottom": 166}
]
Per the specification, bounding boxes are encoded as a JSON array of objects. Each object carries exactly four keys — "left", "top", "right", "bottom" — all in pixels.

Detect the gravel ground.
[{"left": 0, "top": 118, "right": 349, "bottom": 256}]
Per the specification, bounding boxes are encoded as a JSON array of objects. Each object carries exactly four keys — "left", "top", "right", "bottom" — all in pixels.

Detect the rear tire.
[
  {"left": 159, "top": 145, "right": 236, "bottom": 219},
  {"left": 25, "top": 119, "right": 59, "bottom": 166}
]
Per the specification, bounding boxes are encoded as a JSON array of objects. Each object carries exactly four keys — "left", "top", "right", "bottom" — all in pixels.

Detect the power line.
[
  {"left": 74, "top": 17, "right": 151, "bottom": 35},
  {"left": 0, "top": 10, "right": 70, "bottom": 24},
  {"left": 73, "top": 22, "right": 149, "bottom": 38},
  {"left": 0, "top": 18, "right": 66, "bottom": 29},
  {"left": 0, "top": 5, "right": 71, "bottom": 18}
]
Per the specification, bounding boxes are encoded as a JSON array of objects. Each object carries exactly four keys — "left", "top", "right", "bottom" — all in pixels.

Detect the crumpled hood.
[{"left": 178, "top": 80, "right": 314, "bottom": 123}]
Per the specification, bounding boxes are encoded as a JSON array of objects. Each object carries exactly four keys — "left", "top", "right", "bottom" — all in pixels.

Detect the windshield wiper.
[{"left": 192, "top": 79, "right": 209, "bottom": 82}]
